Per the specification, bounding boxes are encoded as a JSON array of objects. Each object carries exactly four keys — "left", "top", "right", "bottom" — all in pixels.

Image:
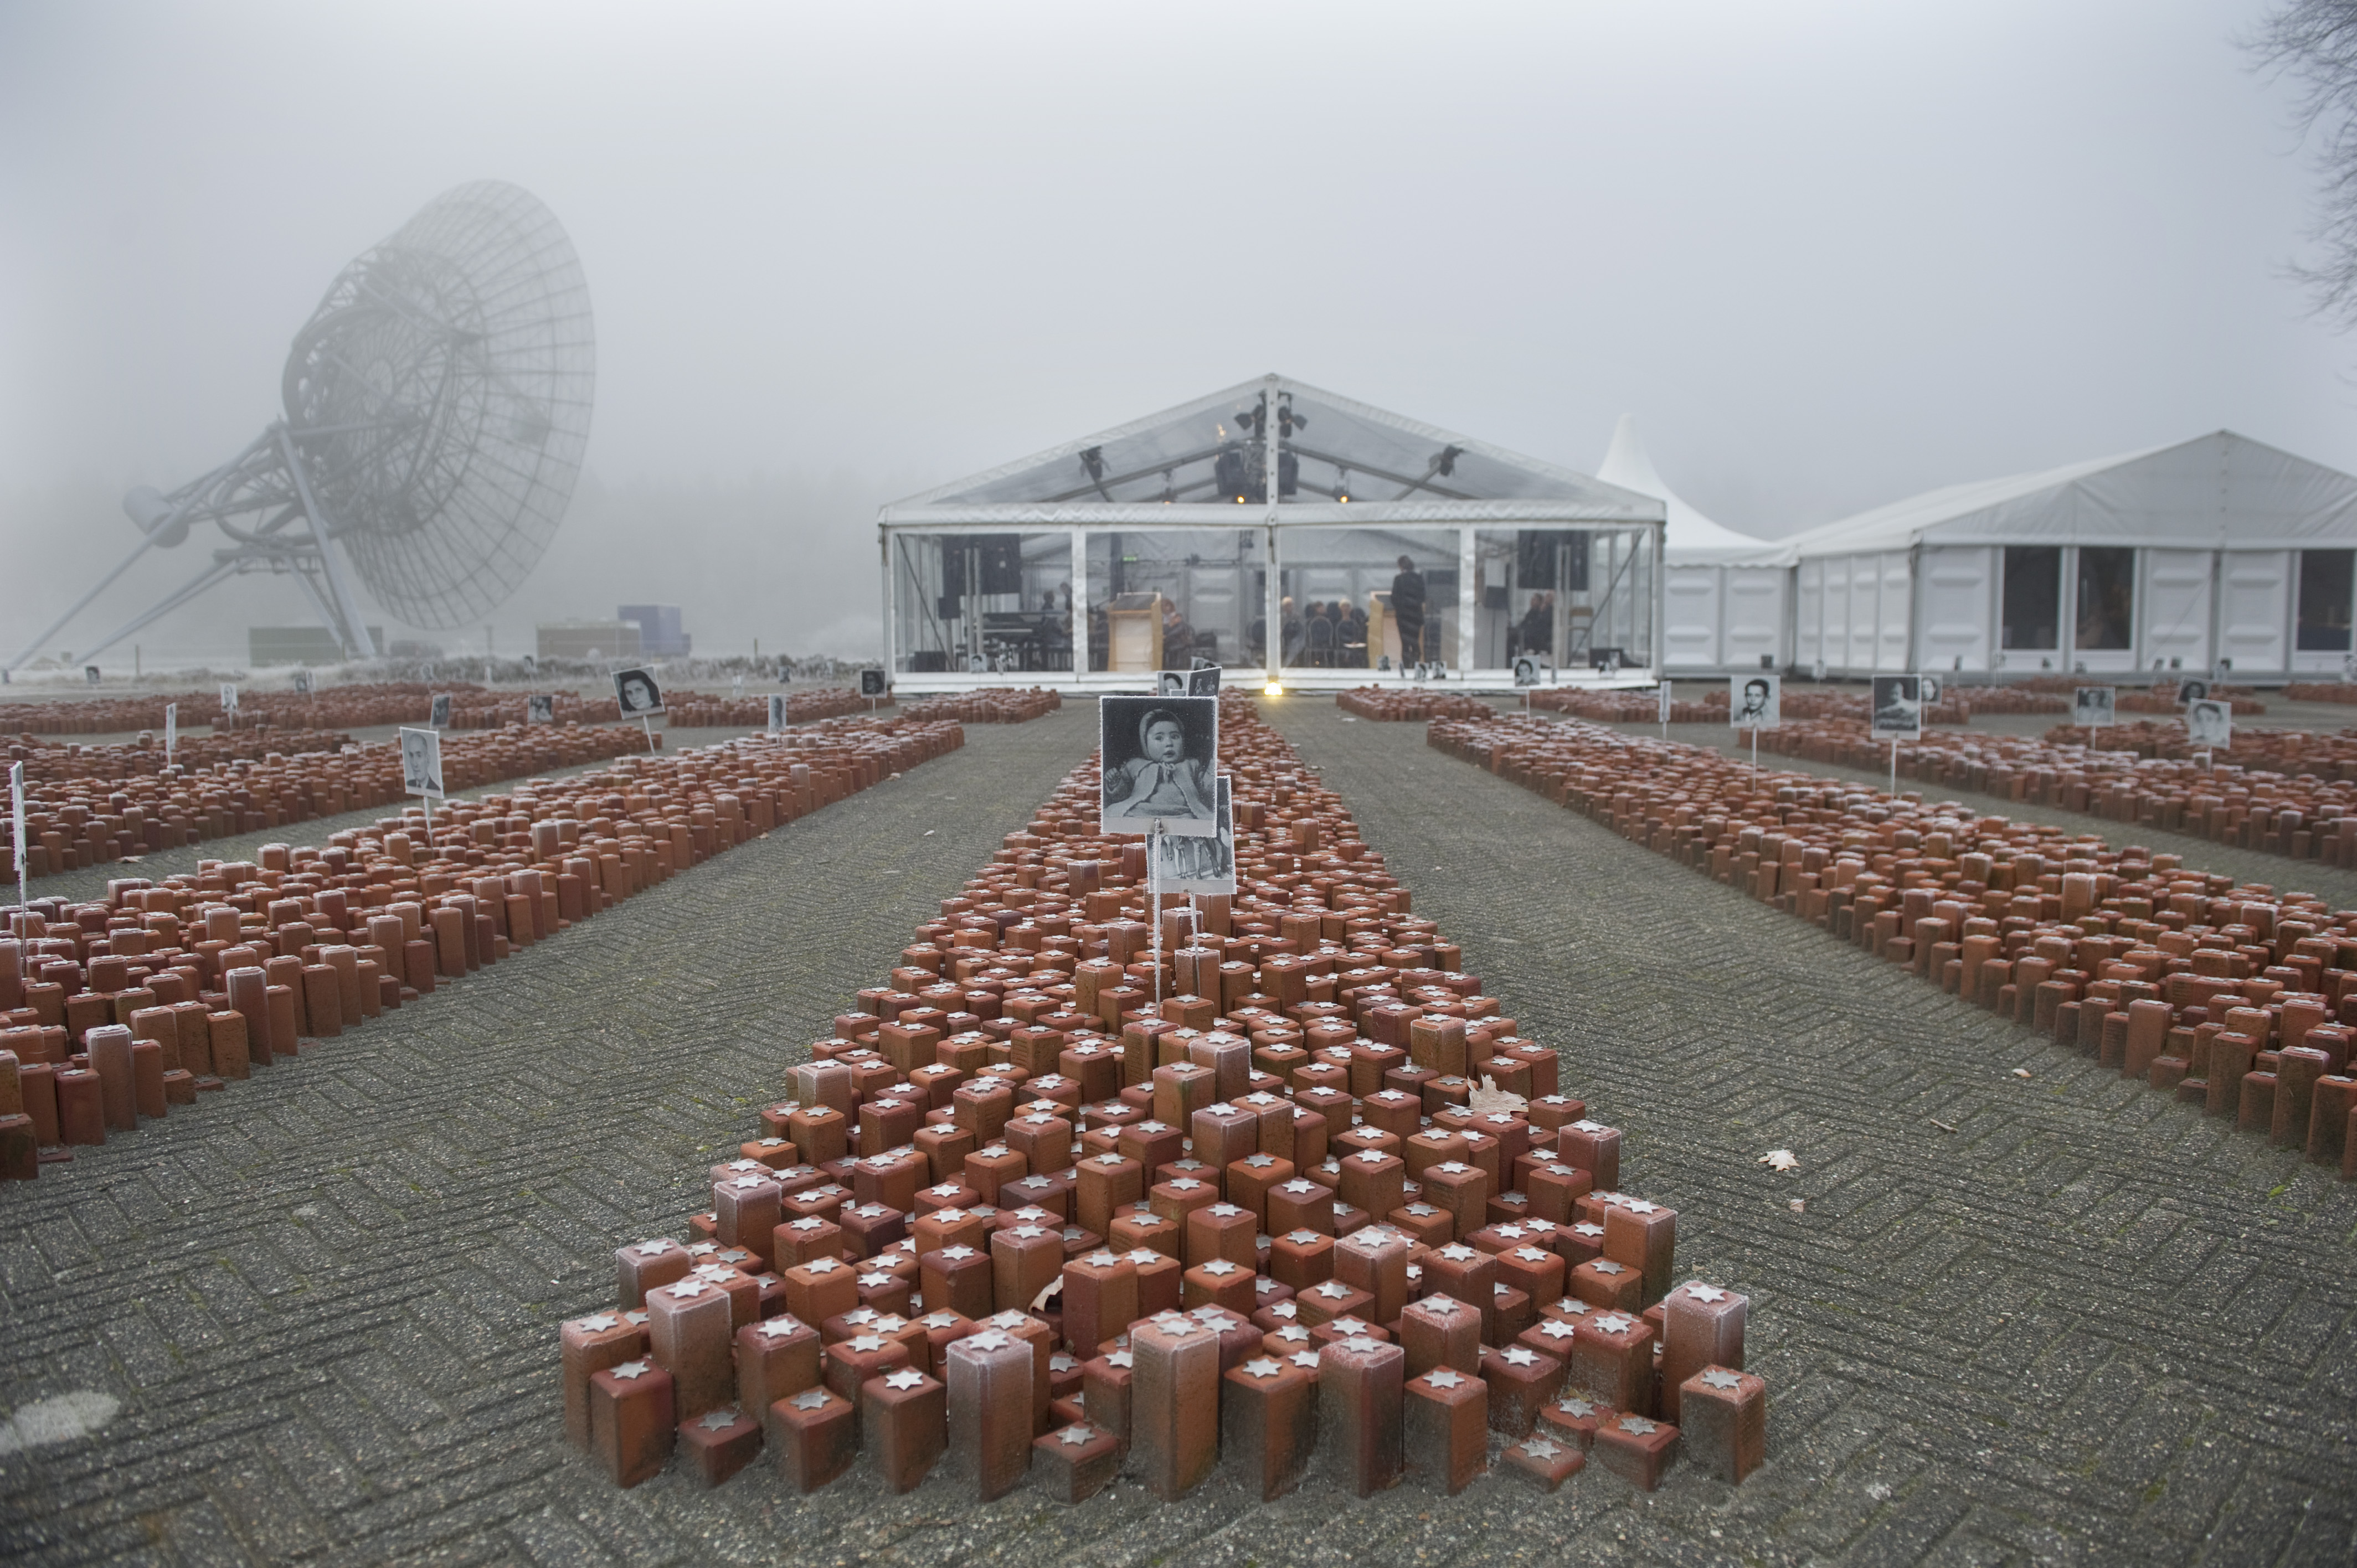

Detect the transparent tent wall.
[
  {"left": 890, "top": 531, "right": 1079, "bottom": 674},
  {"left": 1274, "top": 528, "right": 1457, "bottom": 670},
  {"left": 1081, "top": 528, "right": 1260, "bottom": 673},
  {"left": 1277, "top": 525, "right": 1649, "bottom": 672}
]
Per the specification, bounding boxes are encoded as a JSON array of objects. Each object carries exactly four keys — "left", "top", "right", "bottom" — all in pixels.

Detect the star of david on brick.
[
  {"left": 610, "top": 1360, "right": 649, "bottom": 1380},
  {"left": 1425, "top": 1369, "right": 1466, "bottom": 1389},
  {"left": 696, "top": 1409, "right": 739, "bottom": 1431},
  {"left": 790, "top": 1389, "right": 830, "bottom": 1410},
  {"left": 1700, "top": 1368, "right": 1743, "bottom": 1390},
  {"left": 1684, "top": 1283, "right": 1728, "bottom": 1303},
  {"left": 1502, "top": 1346, "right": 1539, "bottom": 1367},
  {"left": 577, "top": 1313, "right": 619, "bottom": 1333}
]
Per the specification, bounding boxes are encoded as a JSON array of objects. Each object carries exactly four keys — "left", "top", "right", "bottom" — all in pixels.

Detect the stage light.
[{"left": 1263, "top": 682, "right": 1283, "bottom": 697}]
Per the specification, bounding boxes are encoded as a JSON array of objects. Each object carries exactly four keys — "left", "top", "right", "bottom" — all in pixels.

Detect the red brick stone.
[
  {"left": 1679, "top": 1365, "right": 1766, "bottom": 1482},
  {"left": 562, "top": 1311, "right": 649, "bottom": 1450},
  {"left": 862, "top": 1366, "right": 948, "bottom": 1492},
  {"left": 1659, "top": 1281, "right": 1747, "bottom": 1422},
  {"left": 589, "top": 1359, "right": 675, "bottom": 1488},
  {"left": 1402, "top": 1367, "right": 1487, "bottom": 1495},
  {"left": 1500, "top": 1430, "right": 1586, "bottom": 1492},
  {"left": 1398, "top": 1292, "right": 1482, "bottom": 1378},
  {"left": 734, "top": 1315, "right": 820, "bottom": 1415},
  {"left": 1479, "top": 1342, "right": 1566, "bottom": 1436},
  {"left": 1593, "top": 1409, "right": 1680, "bottom": 1489},
  {"left": 1131, "top": 1314, "right": 1222, "bottom": 1499},
  {"left": 1317, "top": 1332, "right": 1406, "bottom": 1497},
  {"left": 678, "top": 1405, "right": 762, "bottom": 1488},
  {"left": 1031, "top": 1420, "right": 1122, "bottom": 1502},
  {"left": 1221, "top": 1354, "right": 1318, "bottom": 1499},
  {"left": 647, "top": 1275, "right": 736, "bottom": 1421},
  {"left": 767, "top": 1385, "right": 858, "bottom": 1493},
  {"left": 1571, "top": 1309, "right": 1657, "bottom": 1418},
  {"left": 945, "top": 1325, "right": 1036, "bottom": 1500}
]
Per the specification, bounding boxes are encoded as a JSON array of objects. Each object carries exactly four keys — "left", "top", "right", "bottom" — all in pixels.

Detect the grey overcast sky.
[{"left": 0, "top": 0, "right": 2349, "bottom": 658}]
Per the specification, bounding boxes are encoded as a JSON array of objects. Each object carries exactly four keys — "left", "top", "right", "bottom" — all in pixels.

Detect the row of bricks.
[
  {"left": 569, "top": 1291, "right": 1761, "bottom": 1500},
  {"left": 899, "top": 690, "right": 1065, "bottom": 725},
  {"left": 0, "top": 716, "right": 967, "bottom": 1175},
  {"left": 3, "top": 721, "right": 678, "bottom": 883},
  {"left": 566, "top": 693, "right": 1766, "bottom": 1498},
  {"left": 1430, "top": 714, "right": 2357, "bottom": 1172},
  {"left": 1753, "top": 718, "right": 2357, "bottom": 866}
]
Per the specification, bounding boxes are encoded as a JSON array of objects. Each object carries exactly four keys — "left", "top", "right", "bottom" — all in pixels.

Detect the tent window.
[
  {"left": 2075, "top": 547, "right": 2135, "bottom": 651},
  {"left": 2299, "top": 550, "right": 2354, "bottom": 651},
  {"left": 2001, "top": 546, "right": 2061, "bottom": 650}
]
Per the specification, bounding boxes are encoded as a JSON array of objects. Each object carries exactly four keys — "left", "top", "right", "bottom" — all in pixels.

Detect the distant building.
[
  {"left": 537, "top": 621, "right": 643, "bottom": 661},
  {"left": 617, "top": 604, "right": 690, "bottom": 657}
]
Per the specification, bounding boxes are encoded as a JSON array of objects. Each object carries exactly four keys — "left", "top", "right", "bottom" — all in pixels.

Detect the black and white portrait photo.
[
  {"left": 527, "top": 694, "right": 555, "bottom": 724},
  {"left": 768, "top": 694, "right": 789, "bottom": 733},
  {"left": 398, "top": 726, "right": 445, "bottom": 799},
  {"left": 1869, "top": 675, "right": 1922, "bottom": 739},
  {"left": 1157, "top": 672, "right": 1186, "bottom": 697},
  {"left": 2186, "top": 697, "right": 2232, "bottom": 750},
  {"left": 1730, "top": 674, "right": 1781, "bottom": 729},
  {"left": 859, "top": 668, "right": 889, "bottom": 698},
  {"left": 2073, "top": 685, "right": 2116, "bottom": 728},
  {"left": 1513, "top": 656, "right": 1540, "bottom": 688},
  {"left": 1099, "top": 694, "right": 1219, "bottom": 837},
  {"left": 2177, "top": 677, "right": 2210, "bottom": 706},
  {"left": 1917, "top": 673, "right": 1943, "bottom": 707},
  {"left": 1148, "top": 775, "right": 1236, "bottom": 892},
  {"left": 614, "top": 667, "right": 665, "bottom": 715},
  {"left": 429, "top": 692, "right": 453, "bottom": 729},
  {"left": 1186, "top": 663, "right": 1222, "bottom": 698},
  {"left": 219, "top": 683, "right": 238, "bottom": 715},
  {"left": 291, "top": 669, "right": 312, "bottom": 695}
]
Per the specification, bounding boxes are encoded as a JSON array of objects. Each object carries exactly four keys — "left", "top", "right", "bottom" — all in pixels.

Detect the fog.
[{"left": 0, "top": 0, "right": 2345, "bottom": 666}]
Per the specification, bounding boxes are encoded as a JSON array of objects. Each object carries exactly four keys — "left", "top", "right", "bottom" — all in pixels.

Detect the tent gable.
[{"left": 892, "top": 374, "right": 1661, "bottom": 515}]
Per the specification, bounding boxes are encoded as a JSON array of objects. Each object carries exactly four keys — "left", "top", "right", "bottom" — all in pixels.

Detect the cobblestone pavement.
[{"left": 5, "top": 697, "right": 2355, "bottom": 1566}]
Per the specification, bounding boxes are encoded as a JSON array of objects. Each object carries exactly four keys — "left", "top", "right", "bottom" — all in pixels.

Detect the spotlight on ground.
[{"left": 1264, "top": 682, "right": 1284, "bottom": 697}]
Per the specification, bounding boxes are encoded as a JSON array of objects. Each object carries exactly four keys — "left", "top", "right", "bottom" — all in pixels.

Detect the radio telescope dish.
[{"left": 9, "top": 180, "right": 594, "bottom": 670}]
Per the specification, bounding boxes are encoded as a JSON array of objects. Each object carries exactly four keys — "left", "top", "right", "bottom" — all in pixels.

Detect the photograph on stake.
[
  {"left": 1146, "top": 774, "right": 1236, "bottom": 892},
  {"left": 1099, "top": 694, "right": 1219, "bottom": 835}
]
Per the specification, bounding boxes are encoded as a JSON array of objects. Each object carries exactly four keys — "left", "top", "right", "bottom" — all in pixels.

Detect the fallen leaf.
[
  {"left": 1758, "top": 1149, "right": 1799, "bottom": 1171},
  {"left": 1788, "top": 1199, "right": 1805, "bottom": 1213},
  {"left": 2011, "top": 1067, "right": 2032, "bottom": 1079}
]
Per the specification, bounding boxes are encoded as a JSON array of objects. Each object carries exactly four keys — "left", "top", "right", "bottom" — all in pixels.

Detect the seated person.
[{"left": 1105, "top": 707, "right": 1216, "bottom": 823}]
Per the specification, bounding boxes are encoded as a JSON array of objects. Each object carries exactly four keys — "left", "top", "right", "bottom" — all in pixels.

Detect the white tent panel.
[
  {"left": 1722, "top": 565, "right": 1787, "bottom": 670},
  {"left": 1663, "top": 563, "right": 1723, "bottom": 667},
  {"left": 2220, "top": 550, "right": 2292, "bottom": 674},
  {"left": 1794, "top": 558, "right": 1825, "bottom": 670},
  {"left": 2138, "top": 549, "right": 2212, "bottom": 672},
  {"left": 1918, "top": 546, "right": 1993, "bottom": 673},
  {"left": 1876, "top": 552, "right": 1913, "bottom": 670}
]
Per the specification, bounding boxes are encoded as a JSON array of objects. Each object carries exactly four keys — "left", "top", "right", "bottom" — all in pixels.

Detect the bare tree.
[{"left": 2252, "top": 0, "right": 2357, "bottom": 326}]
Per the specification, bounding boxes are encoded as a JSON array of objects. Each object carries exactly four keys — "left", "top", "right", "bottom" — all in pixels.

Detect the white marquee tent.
[
  {"left": 876, "top": 375, "right": 1668, "bottom": 690},
  {"left": 1777, "top": 431, "right": 2357, "bottom": 682}
]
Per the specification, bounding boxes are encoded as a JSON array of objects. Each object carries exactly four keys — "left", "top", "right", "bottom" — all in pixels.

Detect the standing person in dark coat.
[{"left": 1391, "top": 555, "right": 1428, "bottom": 666}]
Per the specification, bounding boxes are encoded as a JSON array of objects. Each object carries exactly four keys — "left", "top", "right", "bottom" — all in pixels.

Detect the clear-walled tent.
[
  {"left": 1780, "top": 431, "right": 2357, "bottom": 682},
  {"left": 1597, "top": 415, "right": 1789, "bottom": 674},
  {"left": 876, "top": 375, "right": 1667, "bottom": 690}
]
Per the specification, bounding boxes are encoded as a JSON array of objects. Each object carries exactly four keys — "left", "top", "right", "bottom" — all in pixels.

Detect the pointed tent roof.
[
  {"left": 1594, "top": 415, "right": 1774, "bottom": 564},
  {"left": 881, "top": 375, "right": 1665, "bottom": 529},
  {"left": 1777, "top": 431, "right": 2357, "bottom": 560}
]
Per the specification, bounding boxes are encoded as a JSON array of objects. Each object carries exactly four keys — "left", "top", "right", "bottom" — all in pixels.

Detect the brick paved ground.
[{"left": 3, "top": 697, "right": 2353, "bottom": 1566}]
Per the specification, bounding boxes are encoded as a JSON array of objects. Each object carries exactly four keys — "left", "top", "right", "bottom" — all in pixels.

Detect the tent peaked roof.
[
  {"left": 1595, "top": 415, "right": 1773, "bottom": 563},
  {"left": 1779, "top": 430, "right": 2357, "bottom": 559},
  {"left": 882, "top": 374, "right": 1665, "bottom": 527}
]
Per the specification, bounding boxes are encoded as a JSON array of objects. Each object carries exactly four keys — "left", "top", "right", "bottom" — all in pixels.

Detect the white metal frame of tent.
[{"left": 875, "top": 374, "right": 1668, "bottom": 693}]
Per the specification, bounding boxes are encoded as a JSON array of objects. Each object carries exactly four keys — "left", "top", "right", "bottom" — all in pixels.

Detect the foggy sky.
[{"left": 1, "top": 0, "right": 2348, "bottom": 663}]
